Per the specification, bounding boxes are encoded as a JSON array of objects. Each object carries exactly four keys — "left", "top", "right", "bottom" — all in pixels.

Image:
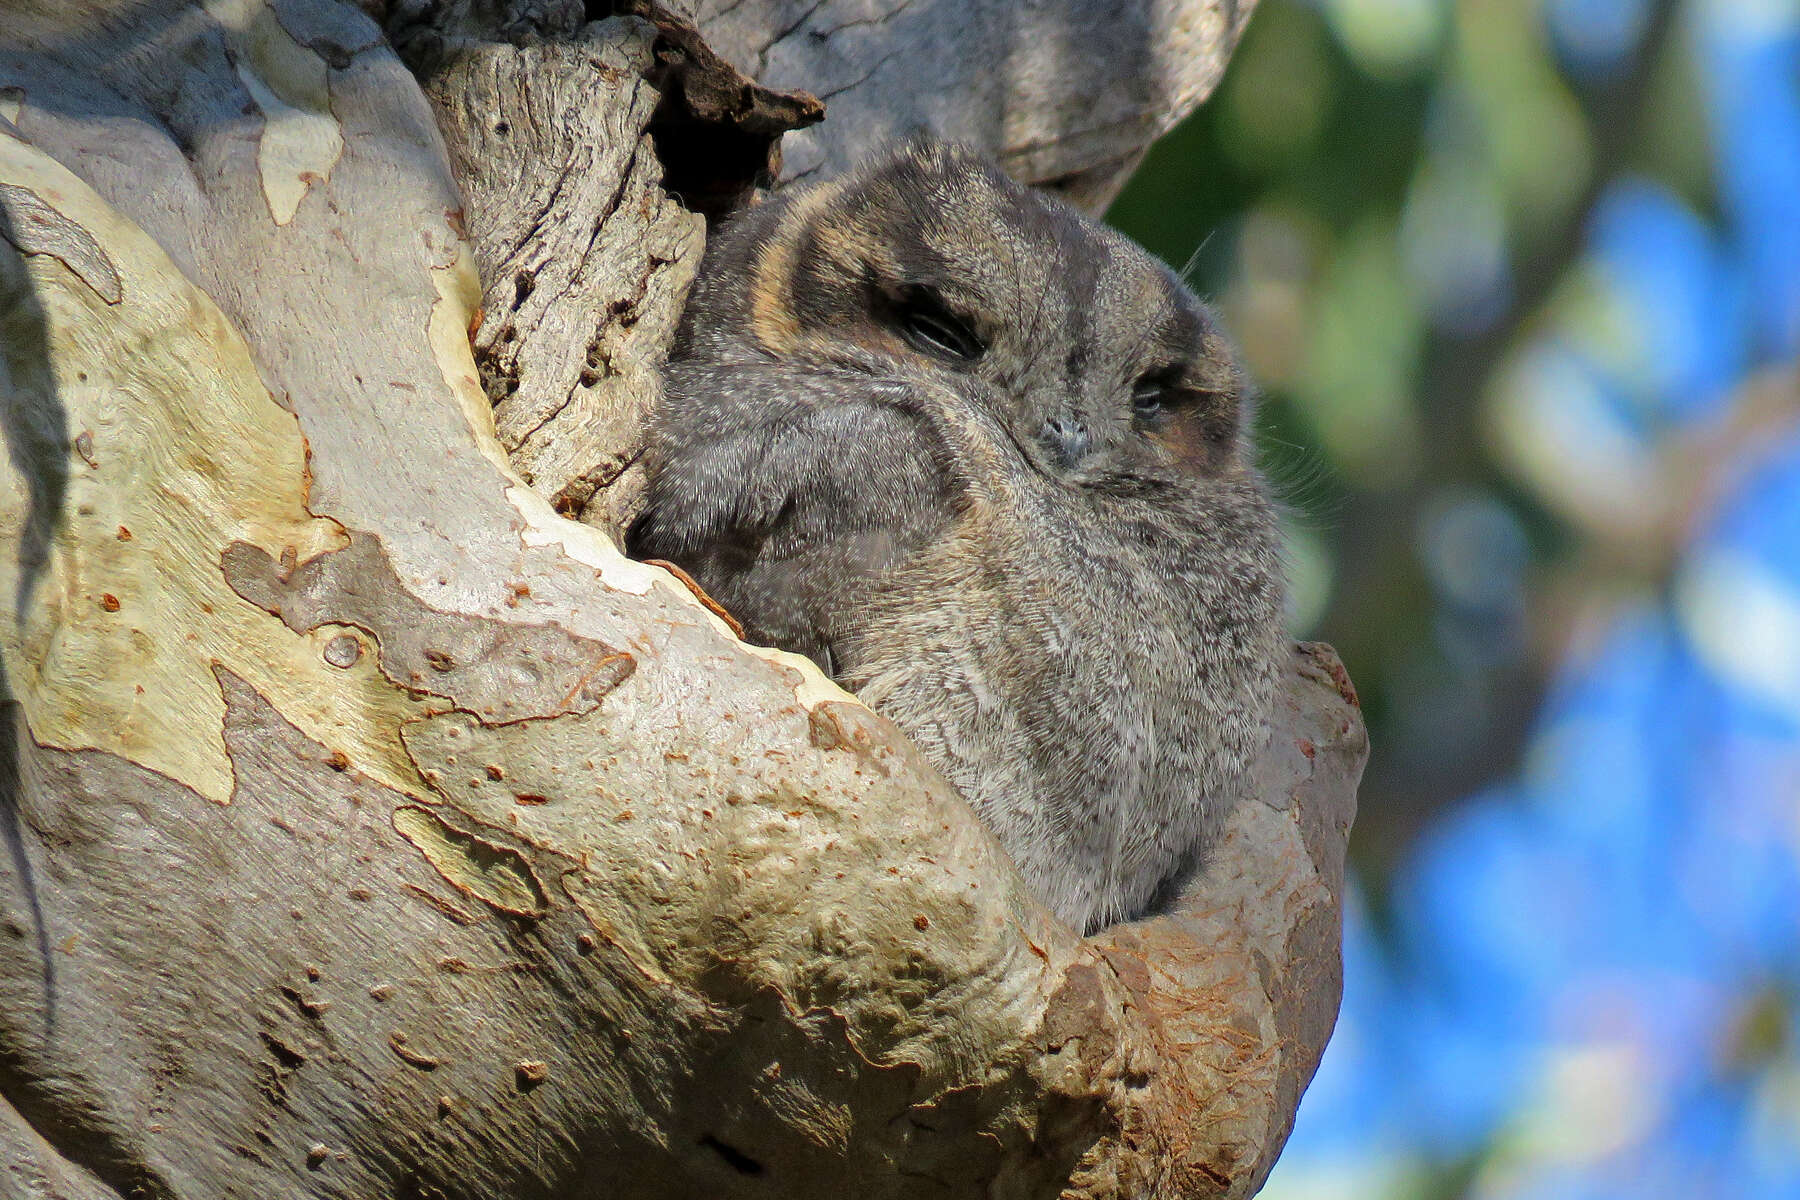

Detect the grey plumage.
[{"left": 629, "top": 140, "right": 1286, "bottom": 933}]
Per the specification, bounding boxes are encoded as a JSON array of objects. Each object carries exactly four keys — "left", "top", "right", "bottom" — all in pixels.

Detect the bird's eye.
[
  {"left": 1131, "top": 371, "right": 1178, "bottom": 426},
  {"left": 892, "top": 290, "right": 984, "bottom": 362}
]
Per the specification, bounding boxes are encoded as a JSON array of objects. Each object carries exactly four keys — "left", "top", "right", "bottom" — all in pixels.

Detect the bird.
[{"left": 627, "top": 139, "right": 1286, "bottom": 933}]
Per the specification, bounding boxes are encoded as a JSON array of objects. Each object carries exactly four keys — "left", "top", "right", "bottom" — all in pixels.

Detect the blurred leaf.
[
  {"left": 1298, "top": 217, "right": 1425, "bottom": 484},
  {"left": 1451, "top": 0, "right": 1593, "bottom": 242},
  {"left": 1322, "top": 0, "right": 1450, "bottom": 79}
]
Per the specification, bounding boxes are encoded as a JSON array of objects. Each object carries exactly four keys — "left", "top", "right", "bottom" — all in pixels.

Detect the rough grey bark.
[
  {"left": 399, "top": 6, "right": 825, "bottom": 530},
  {"left": 425, "top": 26, "right": 707, "bottom": 529},
  {"left": 0, "top": 1, "right": 1364, "bottom": 1198}
]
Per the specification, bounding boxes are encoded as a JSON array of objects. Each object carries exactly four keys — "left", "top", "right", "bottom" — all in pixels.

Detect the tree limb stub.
[{"left": 0, "top": 1, "right": 1359, "bottom": 1198}]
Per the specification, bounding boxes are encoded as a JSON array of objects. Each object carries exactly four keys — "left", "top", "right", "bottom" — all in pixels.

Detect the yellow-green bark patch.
[
  {"left": 393, "top": 805, "right": 548, "bottom": 917},
  {"left": 0, "top": 130, "right": 431, "bottom": 801},
  {"left": 204, "top": 0, "right": 344, "bottom": 226}
]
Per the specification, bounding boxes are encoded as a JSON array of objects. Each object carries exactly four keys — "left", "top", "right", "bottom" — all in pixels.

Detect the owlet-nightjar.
[{"left": 629, "top": 140, "right": 1286, "bottom": 933}]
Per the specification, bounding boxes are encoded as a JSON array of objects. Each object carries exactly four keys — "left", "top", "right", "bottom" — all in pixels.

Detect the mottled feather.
[{"left": 629, "top": 140, "right": 1285, "bottom": 932}]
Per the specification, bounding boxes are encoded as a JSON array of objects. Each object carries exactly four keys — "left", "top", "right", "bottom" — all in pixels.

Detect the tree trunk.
[{"left": 0, "top": 2, "right": 1364, "bottom": 1197}]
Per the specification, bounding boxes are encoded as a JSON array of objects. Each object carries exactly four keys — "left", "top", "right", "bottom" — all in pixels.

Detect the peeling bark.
[{"left": 0, "top": 1, "right": 1362, "bottom": 1198}]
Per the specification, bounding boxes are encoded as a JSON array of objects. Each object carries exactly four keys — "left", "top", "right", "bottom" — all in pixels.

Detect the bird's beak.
[{"left": 1039, "top": 414, "right": 1091, "bottom": 468}]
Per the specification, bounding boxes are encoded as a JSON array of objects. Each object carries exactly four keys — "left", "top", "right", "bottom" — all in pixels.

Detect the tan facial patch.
[
  {"left": 1149, "top": 401, "right": 1237, "bottom": 474},
  {"left": 747, "top": 182, "right": 841, "bottom": 355}
]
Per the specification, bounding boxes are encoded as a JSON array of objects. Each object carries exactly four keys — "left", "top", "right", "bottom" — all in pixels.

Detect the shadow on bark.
[{"left": 0, "top": 196, "right": 62, "bottom": 1036}]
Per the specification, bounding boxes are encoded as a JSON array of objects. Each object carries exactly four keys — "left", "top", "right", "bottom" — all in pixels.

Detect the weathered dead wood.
[
  {"left": 0, "top": 1, "right": 1359, "bottom": 1198},
  {"left": 389, "top": 3, "right": 827, "bottom": 532},
  {"left": 423, "top": 24, "right": 707, "bottom": 530}
]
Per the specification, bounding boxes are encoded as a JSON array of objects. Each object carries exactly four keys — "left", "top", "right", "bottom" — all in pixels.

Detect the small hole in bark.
[
  {"left": 493, "top": 120, "right": 509, "bottom": 135},
  {"left": 699, "top": 1135, "right": 764, "bottom": 1176}
]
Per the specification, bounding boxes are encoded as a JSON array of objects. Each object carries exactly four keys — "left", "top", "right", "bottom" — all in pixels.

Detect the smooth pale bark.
[
  {"left": 687, "top": 0, "right": 1257, "bottom": 208},
  {"left": 0, "top": 2, "right": 1363, "bottom": 1197}
]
